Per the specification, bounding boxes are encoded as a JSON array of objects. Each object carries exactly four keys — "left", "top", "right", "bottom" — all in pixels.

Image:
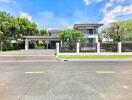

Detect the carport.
[{"left": 23, "top": 36, "right": 60, "bottom": 50}]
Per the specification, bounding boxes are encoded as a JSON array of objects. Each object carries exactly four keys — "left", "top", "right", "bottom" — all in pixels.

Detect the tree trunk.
[
  {"left": 0, "top": 40, "right": 3, "bottom": 52},
  {"left": 15, "top": 38, "right": 18, "bottom": 50}
]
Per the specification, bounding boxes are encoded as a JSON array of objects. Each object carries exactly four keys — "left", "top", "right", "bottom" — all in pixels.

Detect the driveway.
[
  {"left": 0, "top": 50, "right": 57, "bottom": 61},
  {"left": 0, "top": 61, "right": 132, "bottom": 100}
]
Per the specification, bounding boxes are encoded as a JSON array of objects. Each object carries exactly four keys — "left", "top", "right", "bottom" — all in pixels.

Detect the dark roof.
[
  {"left": 48, "top": 29, "right": 64, "bottom": 33},
  {"left": 74, "top": 23, "right": 103, "bottom": 29}
]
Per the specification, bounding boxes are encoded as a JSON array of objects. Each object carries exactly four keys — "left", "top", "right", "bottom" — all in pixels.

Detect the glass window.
[
  {"left": 49, "top": 33, "right": 51, "bottom": 36},
  {"left": 89, "top": 29, "right": 93, "bottom": 35}
]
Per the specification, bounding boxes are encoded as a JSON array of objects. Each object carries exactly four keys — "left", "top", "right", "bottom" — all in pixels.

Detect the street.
[{"left": 0, "top": 61, "right": 132, "bottom": 100}]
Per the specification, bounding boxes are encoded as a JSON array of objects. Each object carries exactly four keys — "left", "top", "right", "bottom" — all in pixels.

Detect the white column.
[
  {"left": 118, "top": 42, "right": 122, "bottom": 53},
  {"left": 61, "top": 41, "right": 63, "bottom": 47},
  {"left": 25, "top": 39, "right": 29, "bottom": 50},
  {"left": 97, "top": 42, "right": 100, "bottom": 53},
  {"left": 56, "top": 43, "right": 59, "bottom": 55},
  {"left": 46, "top": 40, "right": 49, "bottom": 49},
  {"left": 96, "top": 36, "right": 99, "bottom": 43},
  {"left": 77, "top": 42, "right": 80, "bottom": 54}
]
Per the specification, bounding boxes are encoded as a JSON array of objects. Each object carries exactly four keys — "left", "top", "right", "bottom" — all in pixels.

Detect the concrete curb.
[
  {"left": 56, "top": 56, "right": 64, "bottom": 61},
  {"left": 0, "top": 55, "right": 55, "bottom": 57},
  {"left": 57, "top": 58, "right": 132, "bottom": 61},
  {"left": 0, "top": 60, "right": 58, "bottom": 62}
]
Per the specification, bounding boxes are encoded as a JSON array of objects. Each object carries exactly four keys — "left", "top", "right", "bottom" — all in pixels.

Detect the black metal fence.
[
  {"left": 100, "top": 43, "right": 118, "bottom": 52},
  {"left": 80, "top": 43, "right": 97, "bottom": 52},
  {"left": 122, "top": 43, "right": 132, "bottom": 52},
  {"left": 59, "top": 43, "right": 76, "bottom": 53},
  {"left": 59, "top": 42, "right": 132, "bottom": 53}
]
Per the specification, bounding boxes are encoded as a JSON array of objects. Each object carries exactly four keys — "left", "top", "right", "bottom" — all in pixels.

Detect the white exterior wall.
[
  {"left": 87, "top": 35, "right": 99, "bottom": 43},
  {"left": 77, "top": 27, "right": 99, "bottom": 44}
]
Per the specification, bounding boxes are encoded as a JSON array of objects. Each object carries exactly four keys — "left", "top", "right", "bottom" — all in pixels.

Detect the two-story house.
[
  {"left": 48, "top": 23, "right": 103, "bottom": 48},
  {"left": 74, "top": 24, "right": 103, "bottom": 44},
  {"left": 24, "top": 23, "right": 103, "bottom": 50}
]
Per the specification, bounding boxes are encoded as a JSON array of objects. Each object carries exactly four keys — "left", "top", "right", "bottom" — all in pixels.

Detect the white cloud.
[
  {"left": 0, "top": 0, "right": 10, "bottom": 3},
  {"left": 100, "top": 0, "right": 132, "bottom": 25},
  {"left": 110, "top": 0, "right": 125, "bottom": 3},
  {"left": 99, "top": 0, "right": 132, "bottom": 31},
  {"left": 19, "top": 12, "right": 32, "bottom": 21},
  {"left": 83, "top": 0, "right": 103, "bottom": 5},
  {"left": 0, "top": 0, "right": 16, "bottom": 4},
  {"left": 34, "top": 11, "right": 72, "bottom": 29},
  {"left": 102, "top": 0, "right": 126, "bottom": 14},
  {"left": 83, "top": 0, "right": 91, "bottom": 5},
  {"left": 101, "top": 4, "right": 132, "bottom": 24},
  {"left": 34, "top": 10, "right": 98, "bottom": 29}
]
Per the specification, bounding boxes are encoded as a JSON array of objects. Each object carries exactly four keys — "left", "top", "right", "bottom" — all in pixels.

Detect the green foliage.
[
  {"left": 0, "top": 11, "right": 39, "bottom": 51},
  {"left": 60, "top": 29, "right": 85, "bottom": 43},
  {"left": 40, "top": 29, "right": 49, "bottom": 36},
  {"left": 0, "top": 31, "right": 3, "bottom": 37},
  {"left": 101, "top": 20, "right": 132, "bottom": 42},
  {"left": 36, "top": 41, "right": 45, "bottom": 48},
  {"left": 0, "top": 11, "right": 39, "bottom": 38},
  {"left": 3, "top": 40, "right": 15, "bottom": 51},
  {"left": 17, "top": 17, "right": 39, "bottom": 36}
]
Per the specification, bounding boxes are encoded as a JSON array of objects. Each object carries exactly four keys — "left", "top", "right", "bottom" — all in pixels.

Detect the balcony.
[
  {"left": 84, "top": 34, "right": 98, "bottom": 38},
  {"left": 79, "top": 29, "right": 98, "bottom": 35}
]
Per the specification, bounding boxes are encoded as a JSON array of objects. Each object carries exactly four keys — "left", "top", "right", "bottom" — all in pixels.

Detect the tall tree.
[
  {"left": 0, "top": 12, "right": 11, "bottom": 37},
  {"left": 122, "top": 20, "right": 132, "bottom": 40},
  {"left": 7, "top": 18, "right": 20, "bottom": 49},
  {"left": 101, "top": 20, "right": 132, "bottom": 42},
  {"left": 0, "top": 11, "right": 40, "bottom": 51},
  {"left": 40, "top": 29, "right": 49, "bottom": 36},
  {"left": 17, "top": 17, "right": 39, "bottom": 36},
  {"left": 60, "top": 29, "right": 85, "bottom": 43}
]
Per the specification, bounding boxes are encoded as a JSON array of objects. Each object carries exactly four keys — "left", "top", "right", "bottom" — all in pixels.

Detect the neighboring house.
[
  {"left": 23, "top": 23, "right": 103, "bottom": 50},
  {"left": 48, "top": 29, "right": 63, "bottom": 49}
]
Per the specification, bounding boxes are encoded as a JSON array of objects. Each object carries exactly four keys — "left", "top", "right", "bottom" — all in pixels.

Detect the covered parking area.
[{"left": 23, "top": 36, "right": 60, "bottom": 50}]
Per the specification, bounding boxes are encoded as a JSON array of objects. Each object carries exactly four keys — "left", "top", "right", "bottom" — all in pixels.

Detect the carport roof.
[{"left": 23, "top": 36, "right": 59, "bottom": 40}]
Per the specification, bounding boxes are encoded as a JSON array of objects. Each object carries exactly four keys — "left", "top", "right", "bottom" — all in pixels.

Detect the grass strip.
[{"left": 58, "top": 55, "right": 132, "bottom": 59}]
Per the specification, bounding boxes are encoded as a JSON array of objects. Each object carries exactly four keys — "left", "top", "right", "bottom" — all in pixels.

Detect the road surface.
[{"left": 0, "top": 61, "right": 132, "bottom": 100}]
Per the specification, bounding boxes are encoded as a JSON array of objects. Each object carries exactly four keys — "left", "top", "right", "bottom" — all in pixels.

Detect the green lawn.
[{"left": 58, "top": 55, "right": 132, "bottom": 59}]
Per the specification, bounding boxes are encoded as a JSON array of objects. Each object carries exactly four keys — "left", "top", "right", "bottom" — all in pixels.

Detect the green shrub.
[{"left": 3, "top": 40, "right": 15, "bottom": 51}]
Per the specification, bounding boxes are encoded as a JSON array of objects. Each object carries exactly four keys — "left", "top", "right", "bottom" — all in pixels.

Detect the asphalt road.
[{"left": 0, "top": 61, "right": 132, "bottom": 100}]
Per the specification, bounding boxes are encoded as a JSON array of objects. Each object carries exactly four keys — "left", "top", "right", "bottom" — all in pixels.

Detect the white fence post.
[
  {"left": 56, "top": 43, "right": 59, "bottom": 55},
  {"left": 97, "top": 42, "right": 100, "bottom": 53},
  {"left": 77, "top": 42, "right": 80, "bottom": 54},
  {"left": 118, "top": 42, "right": 122, "bottom": 53},
  {"left": 25, "top": 39, "right": 29, "bottom": 50}
]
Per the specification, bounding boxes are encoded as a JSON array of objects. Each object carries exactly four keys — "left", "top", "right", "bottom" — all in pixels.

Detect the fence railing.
[
  {"left": 100, "top": 43, "right": 118, "bottom": 52},
  {"left": 80, "top": 43, "right": 97, "bottom": 52},
  {"left": 122, "top": 43, "right": 132, "bottom": 52},
  {"left": 56, "top": 42, "right": 132, "bottom": 54},
  {"left": 59, "top": 43, "right": 76, "bottom": 53}
]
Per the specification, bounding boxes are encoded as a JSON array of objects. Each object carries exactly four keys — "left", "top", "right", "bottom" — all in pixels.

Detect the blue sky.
[{"left": 0, "top": 0, "right": 132, "bottom": 29}]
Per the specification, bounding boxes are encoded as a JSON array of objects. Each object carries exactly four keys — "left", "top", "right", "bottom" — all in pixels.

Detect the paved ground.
[
  {"left": 0, "top": 50, "right": 57, "bottom": 61},
  {"left": 0, "top": 61, "right": 132, "bottom": 100},
  {"left": 0, "top": 50, "right": 56, "bottom": 55}
]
